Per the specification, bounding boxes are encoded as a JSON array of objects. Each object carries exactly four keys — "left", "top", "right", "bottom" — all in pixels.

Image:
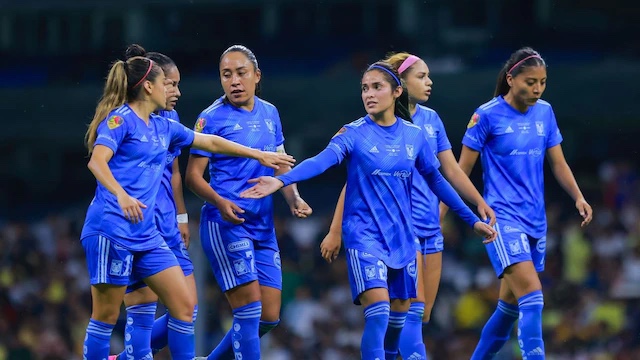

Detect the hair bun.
[{"left": 124, "top": 44, "right": 147, "bottom": 59}]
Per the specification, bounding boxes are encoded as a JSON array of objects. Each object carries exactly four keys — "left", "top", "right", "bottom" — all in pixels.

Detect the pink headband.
[
  {"left": 133, "top": 59, "right": 154, "bottom": 88},
  {"left": 507, "top": 55, "right": 541, "bottom": 74},
  {"left": 398, "top": 55, "right": 421, "bottom": 74}
]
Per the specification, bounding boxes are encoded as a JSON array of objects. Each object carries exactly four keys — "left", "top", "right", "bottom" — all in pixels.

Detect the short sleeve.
[
  {"left": 94, "top": 114, "right": 128, "bottom": 153},
  {"left": 190, "top": 115, "right": 217, "bottom": 157},
  {"left": 546, "top": 108, "right": 563, "bottom": 149},
  {"left": 168, "top": 120, "right": 195, "bottom": 150},
  {"left": 274, "top": 108, "right": 285, "bottom": 146},
  {"left": 434, "top": 114, "right": 453, "bottom": 153},
  {"left": 461, "top": 111, "right": 490, "bottom": 151}
]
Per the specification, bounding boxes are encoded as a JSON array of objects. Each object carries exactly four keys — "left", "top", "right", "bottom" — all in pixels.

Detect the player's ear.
[{"left": 505, "top": 73, "right": 514, "bottom": 88}]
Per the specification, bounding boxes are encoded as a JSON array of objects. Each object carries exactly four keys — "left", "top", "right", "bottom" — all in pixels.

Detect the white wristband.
[{"left": 177, "top": 213, "right": 188, "bottom": 224}]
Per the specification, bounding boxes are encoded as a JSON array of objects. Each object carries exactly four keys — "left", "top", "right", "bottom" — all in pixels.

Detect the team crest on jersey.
[
  {"left": 424, "top": 124, "right": 436, "bottom": 137},
  {"left": 107, "top": 115, "right": 124, "bottom": 130},
  {"left": 194, "top": 118, "right": 206, "bottom": 133},
  {"left": 264, "top": 119, "right": 275, "bottom": 134},
  {"left": 332, "top": 127, "right": 347, "bottom": 138},
  {"left": 467, "top": 113, "right": 479, "bottom": 129},
  {"left": 405, "top": 144, "right": 415, "bottom": 159},
  {"left": 535, "top": 121, "right": 544, "bottom": 136}
]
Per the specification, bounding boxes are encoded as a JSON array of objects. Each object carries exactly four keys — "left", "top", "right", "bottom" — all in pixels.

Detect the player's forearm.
[
  {"left": 551, "top": 162, "right": 585, "bottom": 202},
  {"left": 445, "top": 166, "right": 484, "bottom": 206},
  {"left": 87, "top": 159, "right": 127, "bottom": 197},
  {"left": 329, "top": 185, "right": 346, "bottom": 235},
  {"left": 171, "top": 162, "right": 188, "bottom": 214},
  {"left": 275, "top": 164, "right": 301, "bottom": 205},
  {"left": 192, "top": 133, "right": 262, "bottom": 160},
  {"left": 422, "top": 169, "right": 479, "bottom": 227},
  {"left": 276, "top": 148, "right": 339, "bottom": 187},
  {"left": 185, "top": 173, "right": 224, "bottom": 206}
]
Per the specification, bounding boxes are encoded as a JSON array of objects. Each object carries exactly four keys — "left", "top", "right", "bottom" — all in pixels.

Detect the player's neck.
[
  {"left": 228, "top": 97, "right": 255, "bottom": 112},
  {"left": 503, "top": 93, "right": 529, "bottom": 113},
  {"left": 371, "top": 111, "right": 397, "bottom": 126},
  {"left": 409, "top": 102, "right": 418, "bottom": 116},
  {"left": 128, "top": 100, "right": 157, "bottom": 124}
]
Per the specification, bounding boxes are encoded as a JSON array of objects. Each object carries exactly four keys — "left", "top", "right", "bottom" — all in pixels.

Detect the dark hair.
[
  {"left": 125, "top": 44, "right": 176, "bottom": 76},
  {"left": 494, "top": 47, "right": 546, "bottom": 97},
  {"left": 85, "top": 56, "right": 161, "bottom": 152},
  {"left": 364, "top": 61, "right": 412, "bottom": 122},
  {"left": 220, "top": 45, "right": 261, "bottom": 97}
]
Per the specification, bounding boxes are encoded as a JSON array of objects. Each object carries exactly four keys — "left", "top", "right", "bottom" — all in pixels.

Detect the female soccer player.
[
  {"left": 185, "top": 45, "right": 312, "bottom": 360},
  {"left": 240, "top": 61, "right": 496, "bottom": 360},
  {"left": 109, "top": 44, "right": 197, "bottom": 360},
  {"left": 458, "top": 47, "right": 593, "bottom": 360},
  {"left": 81, "top": 55, "right": 294, "bottom": 360},
  {"left": 320, "top": 52, "right": 496, "bottom": 359}
]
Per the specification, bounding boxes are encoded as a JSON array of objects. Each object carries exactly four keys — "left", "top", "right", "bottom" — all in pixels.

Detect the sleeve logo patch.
[
  {"left": 194, "top": 117, "right": 206, "bottom": 133},
  {"left": 107, "top": 115, "right": 124, "bottom": 130},
  {"left": 467, "top": 113, "right": 480, "bottom": 129},
  {"left": 332, "top": 127, "right": 347, "bottom": 138}
]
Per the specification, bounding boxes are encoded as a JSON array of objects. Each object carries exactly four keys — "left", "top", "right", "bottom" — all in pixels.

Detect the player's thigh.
[
  {"left": 200, "top": 220, "right": 260, "bottom": 296},
  {"left": 346, "top": 248, "right": 391, "bottom": 306}
]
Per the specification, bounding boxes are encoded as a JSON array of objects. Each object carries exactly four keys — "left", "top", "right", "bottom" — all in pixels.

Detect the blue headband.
[{"left": 368, "top": 65, "right": 401, "bottom": 87}]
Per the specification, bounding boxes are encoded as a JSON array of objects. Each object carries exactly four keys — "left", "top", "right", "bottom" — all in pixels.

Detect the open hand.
[
  {"left": 259, "top": 151, "right": 295, "bottom": 170},
  {"left": 240, "top": 176, "right": 284, "bottom": 199},
  {"left": 117, "top": 193, "right": 147, "bottom": 224}
]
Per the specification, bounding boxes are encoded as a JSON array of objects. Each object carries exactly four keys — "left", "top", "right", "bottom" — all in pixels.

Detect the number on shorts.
[
  {"left": 245, "top": 251, "right": 256, "bottom": 273},
  {"left": 377, "top": 260, "right": 388, "bottom": 281},
  {"left": 520, "top": 233, "right": 530, "bottom": 253}
]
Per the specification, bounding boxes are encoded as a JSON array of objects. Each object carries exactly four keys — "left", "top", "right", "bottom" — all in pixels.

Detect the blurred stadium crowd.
[{"left": 1, "top": 159, "right": 638, "bottom": 360}]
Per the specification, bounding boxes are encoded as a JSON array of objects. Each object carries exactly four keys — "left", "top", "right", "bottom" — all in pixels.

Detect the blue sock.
[
  {"left": 517, "top": 290, "right": 545, "bottom": 359},
  {"left": 84, "top": 318, "right": 114, "bottom": 360},
  {"left": 207, "top": 317, "right": 277, "bottom": 360},
  {"left": 384, "top": 310, "right": 406, "bottom": 360},
  {"left": 150, "top": 305, "right": 198, "bottom": 355},
  {"left": 471, "top": 300, "right": 519, "bottom": 360},
  {"left": 231, "top": 301, "right": 262, "bottom": 360},
  {"left": 150, "top": 313, "right": 169, "bottom": 355},
  {"left": 167, "top": 315, "right": 195, "bottom": 360},
  {"left": 399, "top": 302, "right": 427, "bottom": 360},
  {"left": 361, "top": 301, "right": 390, "bottom": 360},
  {"left": 122, "top": 303, "right": 156, "bottom": 360}
]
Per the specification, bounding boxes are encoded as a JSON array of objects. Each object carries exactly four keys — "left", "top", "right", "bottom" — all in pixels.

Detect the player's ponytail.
[
  {"left": 494, "top": 47, "right": 546, "bottom": 97},
  {"left": 85, "top": 60, "right": 128, "bottom": 153},
  {"left": 85, "top": 56, "right": 161, "bottom": 153}
]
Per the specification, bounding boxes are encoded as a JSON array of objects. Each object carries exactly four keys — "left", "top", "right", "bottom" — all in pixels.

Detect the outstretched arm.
[
  {"left": 191, "top": 132, "right": 295, "bottom": 170},
  {"left": 240, "top": 147, "right": 341, "bottom": 199}
]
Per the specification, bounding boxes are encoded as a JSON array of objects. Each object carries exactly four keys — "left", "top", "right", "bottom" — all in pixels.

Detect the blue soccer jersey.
[
  {"left": 278, "top": 115, "right": 479, "bottom": 269},
  {"left": 190, "top": 96, "right": 284, "bottom": 240},
  {"left": 81, "top": 104, "right": 195, "bottom": 251},
  {"left": 410, "top": 105, "right": 451, "bottom": 239},
  {"left": 155, "top": 109, "right": 183, "bottom": 248},
  {"left": 462, "top": 96, "right": 563, "bottom": 237}
]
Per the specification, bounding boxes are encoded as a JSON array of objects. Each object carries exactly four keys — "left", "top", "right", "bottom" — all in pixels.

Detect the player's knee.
[
  {"left": 168, "top": 295, "right": 197, "bottom": 322},
  {"left": 260, "top": 306, "right": 280, "bottom": 322},
  {"left": 92, "top": 304, "right": 121, "bottom": 324}
]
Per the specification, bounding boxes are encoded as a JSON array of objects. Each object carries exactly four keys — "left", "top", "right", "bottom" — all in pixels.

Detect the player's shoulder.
[
  {"left": 200, "top": 97, "right": 228, "bottom": 119},
  {"left": 400, "top": 118, "right": 422, "bottom": 131},
  {"left": 532, "top": 98, "right": 554, "bottom": 116},
  {"left": 535, "top": 98, "right": 552, "bottom": 107},
  {"left": 345, "top": 116, "right": 368, "bottom": 129},
  {"left": 414, "top": 105, "right": 442, "bottom": 124},
  {"left": 255, "top": 96, "right": 278, "bottom": 111},
  {"left": 104, "top": 105, "right": 134, "bottom": 130},
  {"left": 158, "top": 109, "right": 180, "bottom": 122},
  {"left": 475, "top": 97, "right": 502, "bottom": 116}
]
